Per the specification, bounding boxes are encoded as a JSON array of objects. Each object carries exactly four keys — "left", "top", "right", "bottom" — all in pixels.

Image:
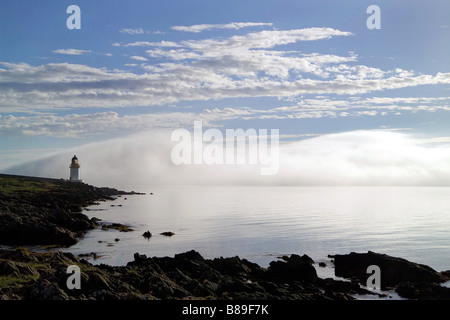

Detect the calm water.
[{"left": 61, "top": 185, "right": 449, "bottom": 272}]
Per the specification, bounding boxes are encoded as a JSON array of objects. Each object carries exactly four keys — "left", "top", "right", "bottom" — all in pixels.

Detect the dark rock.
[
  {"left": 1, "top": 247, "right": 445, "bottom": 301},
  {"left": 142, "top": 231, "right": 152, "bottom": 239},
  {"left": 0, "top": 260, "right": 39, "bottom": 278},
  {"left": 218, "top": 276, "right": 254, "bottom": 294},
  {"left": 69, "top": 204, "right": 83, "bottom": 212},
  {"left": 132, "top": 253, "right": 148, "bottom": 265},
  {"left": 91, "top": 290, "right": 120, "bottom": 300},
  {"left": 268, "top": 254, "right": 317, "bottom": 282},
  {"left": 30, "top": 279, "right": 69, "bottom": 300},
  {"left": 396, "top": 282, "right": 450, "bottom": 300},
  {"left": 101, "top": 223, "right": 134, "bottom": 232},
  {"left": 0, "top": 248, "right": 357, "bottom": 300},
  {"left": 143, "top": 273, "right": 190, "bottom": 299},
  {"left": 174, "top": 250, "right": 204, "bottom": 262},
  {"left": 319, "top": 262, "right": 326, "bottom": 267},
  {"left": 318, "top": 278, "right": 372, "bottom": 296},
  {"left": 83, "top": 269, "right": 113, "bottom": 292},
  {"left": 0, "top": 174, "right": 141, "bottom": 246},
  {"left": 300, "top": 254, "right": 315, "bottom": 265},
  {"left": 0, "top": 248, "right": 40, "bottom": 263},
  {"left": 160, "top": 231, "right": 175, "bottom": 237},
  {"left": 210, "top": 256, "right": 251, "bottom": 278},
  {"left": 440, "top": 270, "right": 450, "bottom": 280},
  {"left": 334, "top": 251, "right": 446, "bottom": 289},
  {"left": 192, "top": 279, "right": 218, "bottom": 297},
  {"left": 0, "top": 261, "right": 20, "bottom": 276}
]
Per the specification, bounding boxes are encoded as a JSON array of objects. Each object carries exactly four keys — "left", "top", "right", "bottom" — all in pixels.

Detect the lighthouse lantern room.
[{"left": 69, "top": 155, "right": 82, "bottom": 182}]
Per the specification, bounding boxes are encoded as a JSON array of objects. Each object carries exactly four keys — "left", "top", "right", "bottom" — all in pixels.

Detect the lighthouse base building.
[{"left": 69, "top": 155, "right": 83, "bottom": 182}]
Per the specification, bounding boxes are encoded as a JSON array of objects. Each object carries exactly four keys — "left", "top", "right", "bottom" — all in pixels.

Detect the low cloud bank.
[{"left": 5, "top": 130, "right": 450, "bottom": 189}]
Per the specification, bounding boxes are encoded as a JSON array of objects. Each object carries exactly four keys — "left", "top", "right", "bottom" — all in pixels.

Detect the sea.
[{"left": 57, "top": 185, "right": 450, "bottom": 278}]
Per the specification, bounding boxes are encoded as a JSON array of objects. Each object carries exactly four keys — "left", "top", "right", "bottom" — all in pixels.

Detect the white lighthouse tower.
[{"left": 69, "top": 155, "right": 82, "bottom": 182}]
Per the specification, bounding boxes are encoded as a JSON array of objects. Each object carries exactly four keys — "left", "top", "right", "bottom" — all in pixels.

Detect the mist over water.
[
  {"left": 59, "top": 185, "right": 450, "bottom": 272},
  {"left": 5, "top": 129, "right": 450, "bottom": 272},
  {"left": 5, "top": 129, "right": 450, "bottom": 189}
]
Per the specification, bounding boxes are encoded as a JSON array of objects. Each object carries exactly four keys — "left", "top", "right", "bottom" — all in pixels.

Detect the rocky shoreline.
[
  {"left": 0, "top": 248, "right": 448, "bottom": 300},
  {"left": 0, "top": 174, "right": 449, "bottom": 300},
  {"left": 0, "top": 174, "right": 141, "bottom": 246}
]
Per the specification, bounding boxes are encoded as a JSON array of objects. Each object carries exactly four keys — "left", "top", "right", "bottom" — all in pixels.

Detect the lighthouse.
[{"left": 69, "top": 155, "right": 82, "bottom": 182}]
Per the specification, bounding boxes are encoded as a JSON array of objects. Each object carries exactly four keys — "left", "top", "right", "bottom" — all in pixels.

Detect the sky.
[{"left": 0, "top": 0, "right": 450, "bottom": 187}]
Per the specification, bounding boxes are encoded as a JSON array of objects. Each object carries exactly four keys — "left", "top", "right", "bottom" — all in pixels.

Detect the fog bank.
[{"left": 5, "top": 130, "right": 450, "bottom": 189}]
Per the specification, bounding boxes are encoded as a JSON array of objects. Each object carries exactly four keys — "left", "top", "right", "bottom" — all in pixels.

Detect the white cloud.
[
  {"left": 1, "top": 60, "right": 450, "bottom": 113},
  {"left": 119, "top": 28, "right": 145, "bottom": 34},
  {"left": 0, "top": 62, "right": 129, "bottom": 84},
  {"left": 130, "top": 56, "right": 148, "bottom": 61},
  {"left": 53, "top": 49, "right": 91, "bottom": 55},
  {"left": 364, "top": 97, "right": 450, "bottom": 105},
  {"left": 0, "top": 111, "right": 215, "bottom": 137},
  {"left": 2, "top": 89, "right": 449, "bottom": 138},
  {"left": 1, "top": 27, "right": 450, "bottom": 112},
  {"left": 172, "top": 22, "right": 273, "bottom": 33},
  {"left": 181, "top": 28, "right": 353, "bottom": 52},
  {"left": 146, "top": 48, "right": 202, "bottom": 60},
  {"left": 114, "top": 41, "right": 182, "bottom": 48}
]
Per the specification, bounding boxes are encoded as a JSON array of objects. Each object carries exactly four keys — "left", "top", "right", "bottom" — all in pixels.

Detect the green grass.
[
  {"left": 0, "top": 177, "right": 57, "bottom": 195},
  {"left": 0, "top": 274, "right": 39, "bottom": 287}
]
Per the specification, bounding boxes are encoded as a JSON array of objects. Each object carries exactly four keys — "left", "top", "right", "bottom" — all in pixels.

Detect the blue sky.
[{"left": 1, "top": 0, "right": 450, "bottom": 179}]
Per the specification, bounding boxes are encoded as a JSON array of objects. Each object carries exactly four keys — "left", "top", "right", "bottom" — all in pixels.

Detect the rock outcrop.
[
  {"left": 334, "top": 251, "right": 450, "bottom": 299},
  {"left": 0, "top": 248, "right": 372, "bottom": 300},
  {"left": 0, "top": 174, "right": 140, "bottom": 246},
  {"left": 0, "top": 248, "right": 448, "bottom": 300}
]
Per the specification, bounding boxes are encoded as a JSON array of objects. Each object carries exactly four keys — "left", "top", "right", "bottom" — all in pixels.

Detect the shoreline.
[
  {"left": 0, "top": 246, "right": 449, "bottom": 300},
  {"left": 0, "top": 173, "right": 142, "bottom": 246},
  {"left": 1, "top": 174, "right": 449, "bottom": 300}
]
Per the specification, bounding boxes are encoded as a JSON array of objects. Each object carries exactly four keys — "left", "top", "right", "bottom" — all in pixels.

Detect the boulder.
[
  {"left": 142, "top": 231, "right": 152, "bottom": 239},
  {"left": 267, "top": 254, "right": 317, "bottom": 282},
  {"left": 396, "top": 282, "right": 450, "bottom": 300},
  {"left": 101, "top": 223, "right": 133, "bottom": 232},
  {"left": 132, "top": 253, "right": 148, "bottom": 265},
  {"left": 143, "top": 273, "right": 190, "bottom": 299},
  {"left": 174, "top": 250, "right": 204, "bottom": 262},
  {"left": 334, "top": 251, "right": 446, "bottom": 288},
  {"left": 210, "top": 256, "right": 251, "bottom": 278},
  {"left": 440, "top": 270, "right": 450, "bottom": 280},
  {"left": 0, "top": 260, "right": 39, "bottom": 278},
  {"left": 29, "top": 279, "right": 69, "bottom": 300}
]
